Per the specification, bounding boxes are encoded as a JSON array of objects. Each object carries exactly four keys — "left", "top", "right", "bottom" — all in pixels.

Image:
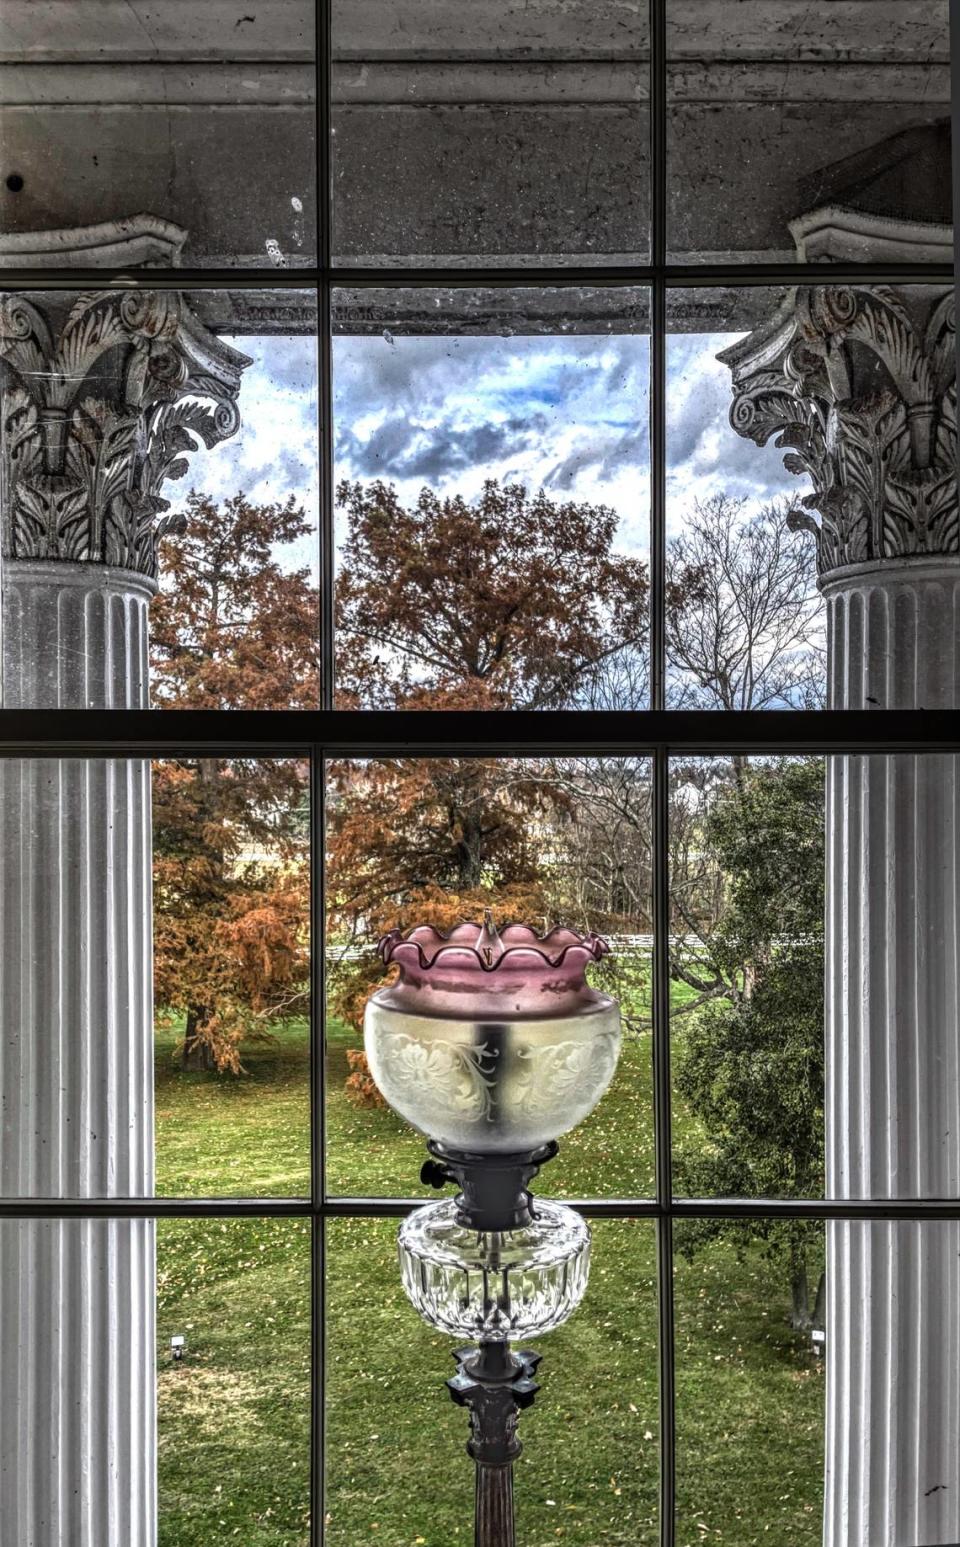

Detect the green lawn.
[{"left": 156, "top": 1005, "right": 824, "bottom": 1547}]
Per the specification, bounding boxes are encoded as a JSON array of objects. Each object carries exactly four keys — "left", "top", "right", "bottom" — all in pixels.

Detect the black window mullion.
[
  {"left": 650, "top": 1, "right": 675, "bottom": 1536},
  {"left": 652, "top": 741, "right": 676, "bottom": 1547},
  {"left": 318, "top": 0, "right": 335, "bottom": 717},
  {"left": 315, "top": 0, "right": 333, "bottom": 1536},
  {"left": 310, "top": 746, "right": 327, "bottom": 1545},
  {"left": 0, "top": 262, "right": 951, "bottom": 296}
]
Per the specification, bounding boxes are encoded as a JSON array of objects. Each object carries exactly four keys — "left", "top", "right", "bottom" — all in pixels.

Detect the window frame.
[{"left": 0, "top": 2, "right": 957, "bottom": 1544}]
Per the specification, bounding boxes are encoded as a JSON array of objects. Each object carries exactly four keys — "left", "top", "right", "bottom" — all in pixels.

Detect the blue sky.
[{"left": 178, "top": 328, "right": 798, "bottom": 578}]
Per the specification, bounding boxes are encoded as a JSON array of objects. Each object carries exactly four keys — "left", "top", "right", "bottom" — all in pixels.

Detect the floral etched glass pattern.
[{"left": 364, "top": 918, "right": 621, "bottom": 1154}]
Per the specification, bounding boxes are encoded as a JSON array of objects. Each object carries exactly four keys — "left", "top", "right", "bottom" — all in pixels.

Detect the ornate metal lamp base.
[{"left": 447, "top": 1341, "right": 541, "bottom": 1547}]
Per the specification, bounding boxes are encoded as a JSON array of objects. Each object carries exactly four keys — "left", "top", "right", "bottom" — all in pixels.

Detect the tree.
[
  {"left": 672, "top": 758, "right": 825, "bottom": 1330},
  {"left": 150, "top": 491, "right": 319, "bottom": 1070},
  {"left": 334, "top": 477, "right": 649, "bottom": 709},
  {"left": 667, "top": 493, "right": 824, "bottom": 712},
  {"left": 150, "top": 490, "right": 320, "bottom": 711}
]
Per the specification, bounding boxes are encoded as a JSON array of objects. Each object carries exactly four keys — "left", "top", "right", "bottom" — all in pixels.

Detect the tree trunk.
[
  {"left": 181, "top": 1005, "right": 216, "bottom": 1071},
  {"left": 454, "top": 770, "right": 486, "bottom": 890},
  {"left": 789, "top": 1262, "right": 811, "bottom": 1330},
  {"left": 812, "top": 1270, "right": 826, "bottom": 1329}
]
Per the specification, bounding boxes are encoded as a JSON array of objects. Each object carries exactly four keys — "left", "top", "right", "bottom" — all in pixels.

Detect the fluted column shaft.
[
  {"left": 0, "top": 562, "right": 157, "bottom": 1547},
  {"left": 475, "top": 1463, "right": 515, "bottom": 1547},
  {"left": 823, "top": 558, "right": 960, "bottom": 1547}
]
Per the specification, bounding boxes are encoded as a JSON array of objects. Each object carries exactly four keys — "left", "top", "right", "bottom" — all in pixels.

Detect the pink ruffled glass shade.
[{"left": 375, "top": 911, "right": 610, "bottom": 1019}]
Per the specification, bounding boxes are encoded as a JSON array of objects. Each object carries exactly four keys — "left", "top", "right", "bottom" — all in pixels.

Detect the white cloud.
[{"left": 163, "top": 324, "right": 809, "bottom": 580}]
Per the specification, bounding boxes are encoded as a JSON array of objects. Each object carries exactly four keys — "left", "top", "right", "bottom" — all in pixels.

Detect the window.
[{"left": 0, "top": 4, "right": 956, "bottom": 1546}]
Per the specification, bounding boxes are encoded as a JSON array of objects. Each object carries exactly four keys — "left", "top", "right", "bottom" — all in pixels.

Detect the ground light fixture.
[{"left": 364, "top": 913, "right": 622, "bottom": 1547}]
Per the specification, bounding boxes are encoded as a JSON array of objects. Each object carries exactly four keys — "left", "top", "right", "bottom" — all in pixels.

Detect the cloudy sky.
[{"left": 179, "top": 327, "right": 798, "bottom": 579}]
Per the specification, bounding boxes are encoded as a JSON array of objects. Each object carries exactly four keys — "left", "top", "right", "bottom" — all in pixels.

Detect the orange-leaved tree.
[
  {"left": 150, "top": 491, "right": 319, "bottom": 1071},
  {"left": 334, "top": 477, "right": 649, "bottom": 710}
]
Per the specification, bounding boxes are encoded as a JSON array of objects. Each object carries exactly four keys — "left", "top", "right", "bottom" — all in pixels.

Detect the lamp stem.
[
  {"left": 447, "top": 1342, "right": 541, "bottom": 1547},
  {"left": 475, "top": 1460, "right": 515, "bottom": 1547}
]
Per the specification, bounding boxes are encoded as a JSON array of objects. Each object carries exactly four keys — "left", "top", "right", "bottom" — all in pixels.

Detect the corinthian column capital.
[
  {"left": 719, "top": 281, "right": 957, "bottom": 579},
  {"left": 0, "top": 288, "right": 251, "bottom": 579}
]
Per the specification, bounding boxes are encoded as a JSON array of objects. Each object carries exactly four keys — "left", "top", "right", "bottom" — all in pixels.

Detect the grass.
[{"left": 156, "top": 1001, "right": 824, "bottom": 1547}]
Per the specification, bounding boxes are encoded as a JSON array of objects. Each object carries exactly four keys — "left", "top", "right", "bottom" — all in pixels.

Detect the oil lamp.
[{"left": 365, "top": 912, "right": 621, "bottom": 1546}]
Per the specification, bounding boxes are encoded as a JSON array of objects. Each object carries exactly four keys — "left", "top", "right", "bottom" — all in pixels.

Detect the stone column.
[
  {"left": 0, "top": 290, "right": 249, "bottom": 1545},
  {"left": 721, "top": 279, "right": 960, "bottom": 1547}
]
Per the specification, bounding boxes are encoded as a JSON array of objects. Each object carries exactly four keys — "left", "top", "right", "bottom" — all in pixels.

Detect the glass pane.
[
  {"left": 665, "top": 278, "right": 958, "bottom": 710},
  {"left": 0, "top": 1216, "right": 310, "bottom": 1546},
  {"left": 325, "top": 1217, "right": 658, "bottom": 1544},
  {"left": 0, "top": 288, "right": 320, "bottom": 711},
  {"left": 674, "top": 1219, "right": 826, "bottom": 1543},
  {"left": 671, "top": 748, "right": 960, "bottom": 1206},
  {"left": 0, "top": 755, "right": 310, "bottom": 1200},
  {"left": 332, "top": 1, "right": 649, "bottom": 267},
  {"left": 333, "top": 286, "right": 650, "bottom": 710},
  {"left": 325, "top": 755, "right": 653, "bottom": 1199},
  {"left": 670, "top": 756, "right": 826, "bottom": 1201},
  {"left": 153, "top": 757, "right": 310, "bottom": 1198},
  {"left": 157, "top": 1218, "right": 311, "bottom": 1546},
  {"left": 0, "top": 2, "right": 317, "bottom": 270},
  {"left": 676, "top": 1219, "right": 960, "bottom": 1546},
  {"left": 667, "top": 1, "right": 951, "bottom": 264},
  {"left": 665, "top": 284, "right": 823, "bottom": 710}
]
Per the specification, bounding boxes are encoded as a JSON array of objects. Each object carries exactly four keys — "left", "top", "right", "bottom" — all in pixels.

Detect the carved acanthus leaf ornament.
[
  {"left": 719, "top": 284, "right": 957, "bottom": 578},
  {"left": 0, "top": 290, "right": 251, "bottom": 577}
]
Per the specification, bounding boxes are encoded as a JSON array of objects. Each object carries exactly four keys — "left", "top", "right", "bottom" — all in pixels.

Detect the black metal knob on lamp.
[{"left": 420, "top": 1157, "right": 454, "bottom": 1190}]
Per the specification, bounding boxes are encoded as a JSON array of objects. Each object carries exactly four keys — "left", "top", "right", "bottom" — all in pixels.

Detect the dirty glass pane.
[
  {"left": 157, "top": 1218, "right": 311, "bottom": 1547},
  {"left": 674, "top": 1220, "right": 826, "bottom": 1544},
  {"left": 663, "top": 285, "right": 824, "bottom": 711},
  {"left": 666, "top": 0, "right": 951, "bottom": 264},
  {"left": 0, "top": 753, "right": 310, "bottom": 1202},
  {"left": 0, "top": 1, "right": 317, "bottom": 270},
  {"left": 669, "top": 756, "right": 826, "bottom": 1202},
  {"left": 332, "top": 285, "right": 650, "bottom": 709},
  {"left": 670, "top": 747, "right": 960, "bottom": 1207},
  {"left": 332, "top": 1, "right": 650, "bottom": 266},
  {"left": 664, "top": 278, "right": 957, "bottom": 711},
  {"left": 0, "top": 288, "right": 320, "bottom": 710},
  {"left": 324, "top": 755, "right": 653, "bottom": 1199}
]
